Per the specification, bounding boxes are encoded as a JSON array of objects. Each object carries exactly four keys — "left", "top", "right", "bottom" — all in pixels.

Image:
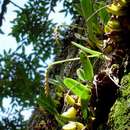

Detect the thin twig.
[
  {"left": 44, "top": 57, "right": 80, "bottom": 96},
  {"left": 9, "top": 0, "right": 23, "bottom": 10},
  {"left": 86, "top": 5, "right": 108, "bottom": 23}
]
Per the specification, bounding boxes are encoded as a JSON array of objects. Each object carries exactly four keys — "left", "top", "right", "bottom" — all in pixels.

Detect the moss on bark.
[{"left": 108, "top": 73, "right": 130, "bottom": 130}]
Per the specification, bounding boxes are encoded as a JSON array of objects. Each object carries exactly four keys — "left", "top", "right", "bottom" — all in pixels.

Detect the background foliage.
[
  {"left": 0, "top": 0, "right": 79, "bottom": 129},
  {"left": 0, "top": 0, "right": 109, "bottom": 129}
]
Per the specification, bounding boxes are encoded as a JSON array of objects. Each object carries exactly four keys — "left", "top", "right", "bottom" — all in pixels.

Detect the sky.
[
  {"left": 0, "top": 0, "right": 72, "bottom": 121},
  {"left": 0, "top": 0, "right": 27, "bottom": 53},
  {"left": 0, "top": 0, "right": 72, "bottom": 54}
]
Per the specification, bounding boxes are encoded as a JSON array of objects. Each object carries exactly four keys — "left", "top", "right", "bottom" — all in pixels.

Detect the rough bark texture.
[
  {"left": 108, "top": 73, "right": 130, "bottom": 130},
  {"left": 27, "top": 16, "right": 83, "bottom": 130},
  {"left": 28, "top": 1, "right": 130, "bottom": 130}
]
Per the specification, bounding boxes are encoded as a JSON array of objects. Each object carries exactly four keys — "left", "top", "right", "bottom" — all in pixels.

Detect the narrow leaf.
[
  {"left": 38, "top": 90, "right": 58, "bottom": 114},
  {"left": 48, "top": 78, "right": 59, "bottom": 86},
  {"left": 80, "top": 51, "right": 94, "bottom": 81},
  {"left": 81, "top": 99, "right": 88, "bottom": 119},
  {"left": 64, "top": 78, "right": 91, "bottom": 100},
  {"left": 74, "top": 4, "right": 83, "bottom": 16},
  {"left": 72, "top": 42, "right": 102, "bottom": 56},
  {"left": 80, "top": 0, "right": 98, "bottom": 45},
  {"left": 97, "top": 2, "right": 109, "bottom": 25},
  {"left": 77, "top": 68, "right": 86, "bottom": 81}
]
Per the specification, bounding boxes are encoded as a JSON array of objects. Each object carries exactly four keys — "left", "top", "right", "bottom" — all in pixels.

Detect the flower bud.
[
  {"left": 107, "top": 3, "right": 124, "bottom": 16},
  {"left": 76, "top": 122, "right": 84, "bottom": 130},
  {"left": 62, "top": 122, "right": 76, "bottom": 130},
  {"left": 65, "top": 95, "right": 75, "bottom": 105},
  {"left": 61, "top": 107, "right": 77, "bottom": 119}
]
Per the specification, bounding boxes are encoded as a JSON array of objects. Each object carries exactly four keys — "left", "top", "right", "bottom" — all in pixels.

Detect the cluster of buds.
[
  {"left": 103, "top": 0, "right": 130, "bottom": 53},
  {"left": 61, "top": 94, "right": 85, "bottom": 130},
  {"left": 107, "top": 0, "right": 129, "bottom": 16},
  {"left": 62, "top": 121, "right": 84, "bottom": 130},
  {"left": 92, "top": 0, "right": 130, "bottom": 129}
]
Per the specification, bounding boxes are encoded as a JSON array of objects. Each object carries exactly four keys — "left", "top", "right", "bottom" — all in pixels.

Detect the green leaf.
[
  {"left": 48, "top": 78, "right": 64, "bottom": 92},
  {"left": 77, "top": 68, "right": 86, "bottom": 81},
  {"left": 80, "top": 51, "right": 94, "bottom": 81},
  {"left": 74, "top": 4, "right": 83, "bottom": 16},
  {"left": 80, "top": 0, "right": 97, "bottom": 46},
  {"left": 38, "top": 89, "right": 58, "bottom": 115},
  {"left": 80, "top": 0, "right": 94, "bottom": 21},
  {"left": 48, "top": 78, "right": 61, "bottom": 86},
  {"left": 81, "top": 99, "right": 88, "bottom": 119},
  {"left": 72, "top": 42, "right": 102, "bottom": 56},
  {"left": 64, "top": 78, "right": 91, "bottom": 100},
  {"left": 97, "top": 1, "right": 109, "bottom": 25}
]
